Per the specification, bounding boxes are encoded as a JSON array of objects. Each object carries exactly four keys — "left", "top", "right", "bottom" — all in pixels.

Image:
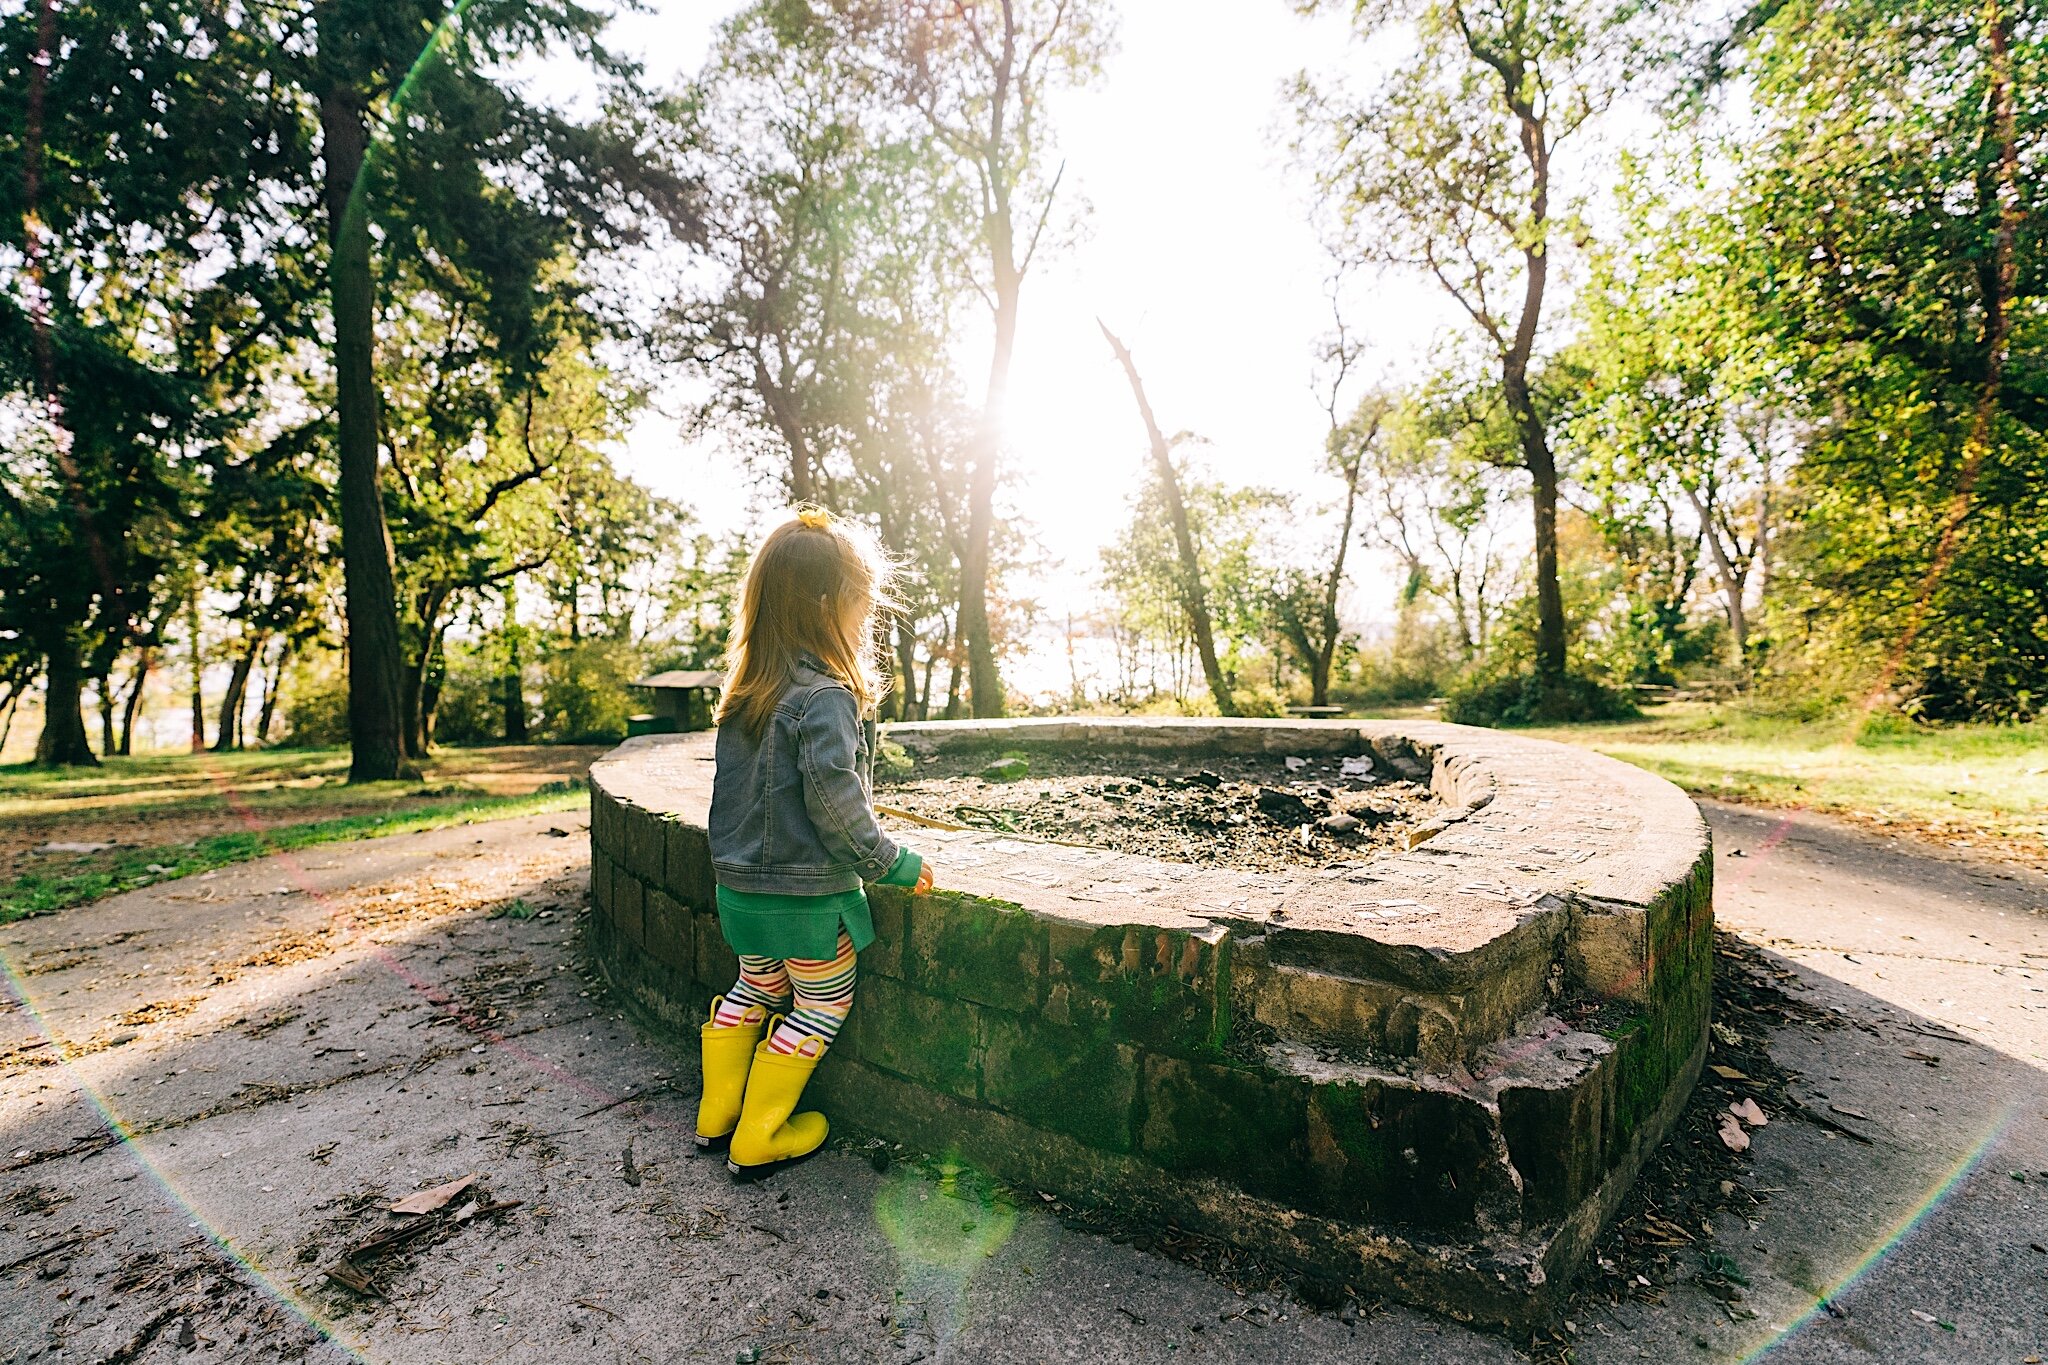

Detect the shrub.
[
  {"left": 1442, "top": 668, "right": 1640, "bottom": 727},
  {"left": 539, "top": 637, "right": 644, "bottom": 744},
  {"left": 277, "top": 653, "right": 350, "bottom": 747},
  {"left": 431, "top": 644, "right": 507, "bottom": 746}
]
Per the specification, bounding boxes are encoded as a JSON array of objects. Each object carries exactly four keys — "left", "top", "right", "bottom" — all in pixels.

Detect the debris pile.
[{"left": 880, "top": 750, "right": 1439, "bottom": 872}]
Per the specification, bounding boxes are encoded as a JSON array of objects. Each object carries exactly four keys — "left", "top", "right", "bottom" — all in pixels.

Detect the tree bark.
[
  {"left": 255, "top": 638, "right": 289, "bottom": 748},
  {"left": 1313, "top": 441, "right": 1368, "bottom": 707},
  {"left": 212, "top": 634, "right": 263, "bottom": 752},
  {"left": 501, "top": 613, "right": 528, "bottom": 743},
  {"left": 1684, "top": 484, "right": 1749, "bottom": 670},
  {"left": 1100, "top": 323, "right": 1236, "bottom": 717},
  {"left": 1522, "top": 420, "right": 1567, "bottom": 685},
  {"left": 96, "top": 671, "right": 116, "bottom": 757},
  {"left": 1464, "top": 30, "right": 1567, "bottom": 690},
  {"left": 892, "top": 620, "right": 920, "bottom": 722},
  {"left": 34, "top": 635, "right": 97, "bottom": 767},
  {"left": 187, "top": 587, "right": 206, "bottom": 753},
  {"left": 119, "top": 649, "right": 150, "bottom": 755},
  {"left": 322, "top": 80, "right": 409, "bottom": 782},
  {"left": 958, "top": 273, "right": 1015, "bottom": 718}
]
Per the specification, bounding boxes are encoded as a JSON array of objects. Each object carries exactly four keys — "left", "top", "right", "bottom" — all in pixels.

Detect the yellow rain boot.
[
  {"left": 695, "top": 999, "right": 769, "bottom": 1150},
  {"left": 726, "top": 1037, "right": 828, "bottom": 1179}
]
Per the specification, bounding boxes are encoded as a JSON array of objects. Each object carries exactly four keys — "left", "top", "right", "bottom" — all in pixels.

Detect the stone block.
[
  {"left": 663, "top": 818, "right": 715, "bottom": 909},
  {"left": 645, "top": 888, "right": 693, "bottom": 977},
  {"left": 982, "top": 1011, "right": 1139, "bottom": 1152},
  {"left": 1047, "top": 920, "right": 1227, "bottom": 1058},
  {"left": 1138, "top": 1053, "right": 1310, "bottom": 1203},
  {"left": 694, "top": 910, "right": 738, "bottom": 995},
  {"left": 622, "top": 804, "right": 666, "bottom": 884},
  {"left": 1245, "top": 963, "right": 1408, "bottom": 1056},
  {"left": 1306, "top": 1075, "right": 1520, "bottom": 1230},
  {"left": 864, "top": 885, "right": 909, "bottom": 979},
  {"left": 589, "top": 788, "right": 618, "bottom": 852},
  {"left": 1499, "top": 1060, "right": 1609, "bottom": 1223},
  {"left": 842, "top": 975, "right": 982, "bottom": 1103},
  {"left": 614, "top": 873, "right": 645, "bottom": 948},
  {"left": 904, "top": 891, "right": 1044, "bottom": 1013},
  {"left": 1573, "top": 905, "right": 1649, "bottom": 1004},
  {"left": 591, "top": 850, "right": 614, "bottom": 920}
]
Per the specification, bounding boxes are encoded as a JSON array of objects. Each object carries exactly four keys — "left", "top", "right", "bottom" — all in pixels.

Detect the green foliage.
[
  {"left": 540, "top": 638, "right": 644, "bottom": 744},
  {"left": 278, "top": 657, "right": 353, "bottom": 748},
  {"left": 1695, "top": 0, "right": 2048, "bottom": 719},
  {"left": 1442, "top": 668, "right": 1639, "bottom": 728},
  {"left": 428, "top": 644, "right": 508, "bottom": 746}
]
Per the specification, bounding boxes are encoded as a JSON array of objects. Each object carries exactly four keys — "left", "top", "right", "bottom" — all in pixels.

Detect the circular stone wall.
[{"left": 586, "top": 719, "right": 1712, "bottom": 1332}]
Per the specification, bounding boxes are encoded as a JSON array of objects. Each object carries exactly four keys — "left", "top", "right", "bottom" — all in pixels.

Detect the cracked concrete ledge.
[{"left": 587, "top": 718, "right": 1714, "bottom": 1332}]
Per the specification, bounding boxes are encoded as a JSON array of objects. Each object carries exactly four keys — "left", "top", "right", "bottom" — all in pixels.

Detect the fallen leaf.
[
  {"left": 1729, "top": 1098, "right": 1768, "bottom": 1127},
  {"left": 1828, "top": 1103, "right": 1870, "bottom": 1121},
  {"left": 1708, "top": 1064, "right": 1750, "bottom": 1082},
  {"left": 1717, "top": 1115, "right": 1751, "bottom": 1153},
  {"left": 391, "top": 1172, "right": 478, "bottom": 1215},
  {"left": 324, "top": 1260, "right": 379, "bottom": 1297}
]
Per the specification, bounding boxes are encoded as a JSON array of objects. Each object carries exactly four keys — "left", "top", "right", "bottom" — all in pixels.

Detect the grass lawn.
[
  {"left": 1510, "top": 704, "right": 2048, "bottom": 865},
  {"left": 0, "top": 744, "right": 602, "bottom": 924}
]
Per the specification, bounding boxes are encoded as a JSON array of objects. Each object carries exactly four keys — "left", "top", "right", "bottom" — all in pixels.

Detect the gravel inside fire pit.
[{"left": 877, "top": 748, "right": 1441, "bottom": 873}]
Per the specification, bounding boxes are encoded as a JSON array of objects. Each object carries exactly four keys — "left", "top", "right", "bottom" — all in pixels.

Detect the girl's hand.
[{"left": 913, "top": 862, "right": 935, "bottom": 896}]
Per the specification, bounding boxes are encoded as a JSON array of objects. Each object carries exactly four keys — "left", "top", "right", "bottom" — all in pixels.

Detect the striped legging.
[{"left": 711, "top": 927, "right": 857, "bottom": 1057}]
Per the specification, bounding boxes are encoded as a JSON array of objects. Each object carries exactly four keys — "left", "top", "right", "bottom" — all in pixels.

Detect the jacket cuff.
[{"left": 875, "top": 848, "right": 922, "bottom": 888}]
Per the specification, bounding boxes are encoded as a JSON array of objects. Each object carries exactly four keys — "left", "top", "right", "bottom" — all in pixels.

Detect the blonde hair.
[{"left": 718, "top": 507, "right": 892, "bottom": 737}]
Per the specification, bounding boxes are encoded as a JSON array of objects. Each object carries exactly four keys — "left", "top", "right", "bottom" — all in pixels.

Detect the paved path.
[{"left": 1, "top": 803, "right": 2043, "bottom": 1364}]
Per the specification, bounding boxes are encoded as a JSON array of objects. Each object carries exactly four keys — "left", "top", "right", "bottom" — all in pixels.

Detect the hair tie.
[{"left": 796, "top": 506, "right": 831, "bottom": 530}]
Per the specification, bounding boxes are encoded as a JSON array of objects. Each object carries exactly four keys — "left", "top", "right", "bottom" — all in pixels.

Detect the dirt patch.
[{"left": 878, "top": 749, "right": 1439, "bottom": 873}]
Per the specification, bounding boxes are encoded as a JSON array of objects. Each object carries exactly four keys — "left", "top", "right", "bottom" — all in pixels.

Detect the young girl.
[{"left": 697, "top": 507, "right": 934, "bottom": 1177}]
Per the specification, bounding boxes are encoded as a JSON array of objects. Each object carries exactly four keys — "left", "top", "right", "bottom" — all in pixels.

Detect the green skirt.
[
  {"left": 713, "top": 849, "right": 920, "bottom": 961},
  {"left": 715, "top": 885, "right": 877, "bottom": 961}
]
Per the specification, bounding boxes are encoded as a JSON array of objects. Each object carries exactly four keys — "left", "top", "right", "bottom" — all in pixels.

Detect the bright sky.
[{"left": 600, "top": 0, "right": 1461, "bottom": 660}]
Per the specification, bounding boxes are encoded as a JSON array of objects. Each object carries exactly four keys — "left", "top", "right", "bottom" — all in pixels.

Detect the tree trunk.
[
  {"left": 212, "top": 634, "right": 263, "bottom": 752},
  {"left": 1100, "top": 322, "right": 1236, "bottom": 717},
  {"left": 255, "top": 638, "right": 289, "bottom": 747},
  {"left": 419, "top": 620, "right": 447, "bottom": 751},
  {"left": 959, "top": 270, "right": 1019, "bottom": 719},
  {"left": 400, "top": 593, "right": 448, "bottom": 760},
  {"left": 942, "top": 616, "right": 964, "bottom": 721},
  {"left": 34, "top": 636, "right": 97, "bottom": 767},
  {"left": 187, "top": 587, "right": 206, "bottom": 752},
  {"left": 1313, "top": 450, "right": 1367, "bottom": 708},
  {"left": 0, "top": 683, "right": 22, "bottom": 758},
  {"left": 1684, "top": 485, "right": 1749, "bottom": 670},
  {"left": 893, "top": 620, "right": 919, "bottom": 722},
  {"left": 757, "top": 356, "right": 816, "bottom": 504},
  {"left": 501, "top": 626, "right": 528, "bottom": 745},
  {"left": 119, "top": 649, "right": 150, "bottom": 755},
  {"left": 1524, "top": 427, "right": 1567, "bottom": 686},
  {"left": 322, "top": 79, "right": 409, "bottom": 782},
  {"left": 96, "top": 671, "right": 116, "bottom": 758}
]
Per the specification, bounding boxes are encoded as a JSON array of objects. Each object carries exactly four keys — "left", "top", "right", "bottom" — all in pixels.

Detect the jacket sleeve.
[{"left": 796, "top": 685, "right": 902, "bottom": 882}]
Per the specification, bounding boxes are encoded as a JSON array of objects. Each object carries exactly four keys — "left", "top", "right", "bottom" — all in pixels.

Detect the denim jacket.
[{"left": 708, "top": 656, "right": 903, "bottom": 896}]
